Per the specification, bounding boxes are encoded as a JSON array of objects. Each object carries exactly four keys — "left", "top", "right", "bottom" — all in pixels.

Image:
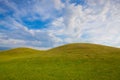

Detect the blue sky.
[{"left": 0, "top": 0, "right": 120, "bottom": 50}]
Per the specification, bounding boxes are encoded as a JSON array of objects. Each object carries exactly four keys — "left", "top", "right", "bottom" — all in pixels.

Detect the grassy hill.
[{"left": 0, "top": 43, "right": 120, "bottom": 80}]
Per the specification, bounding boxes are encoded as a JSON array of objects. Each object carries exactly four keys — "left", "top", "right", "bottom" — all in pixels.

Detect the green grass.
[{"left": 0, "top": 43, "right": 120, "bottom": 80}]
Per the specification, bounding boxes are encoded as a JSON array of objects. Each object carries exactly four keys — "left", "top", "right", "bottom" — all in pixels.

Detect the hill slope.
[{"left": 0, "top": 43, "right": 120, "bottom": 80}]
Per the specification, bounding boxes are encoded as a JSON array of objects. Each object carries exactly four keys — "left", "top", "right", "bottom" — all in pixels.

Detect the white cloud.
[
  {"left": 0, "top": 0, "right": 120, "bottom": 50},
  {"left": 53, "top": 0, "right": 65, "bottom": 10},
  {"left": 49, "top": 0, "right": 120, "bottom": 47},
  {"left": 0, "top": 16, "right": 56, "bottom": 49}
]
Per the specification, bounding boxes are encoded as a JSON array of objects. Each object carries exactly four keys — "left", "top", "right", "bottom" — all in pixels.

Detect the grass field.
[{"left": 0, "top": 43, "right": 120, "bottom": 80}]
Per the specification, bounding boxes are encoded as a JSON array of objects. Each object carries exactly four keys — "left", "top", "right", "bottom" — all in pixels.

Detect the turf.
[{"left": 0, "top": 43, "right": 120, "bottom": 80}]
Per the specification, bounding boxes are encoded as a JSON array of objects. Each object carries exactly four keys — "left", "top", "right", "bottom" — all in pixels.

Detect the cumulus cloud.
[
  {"left": 50, "top": 0, "right": 120, "bottom": 47},
  {"left": 0, "top": 0, "right": 120, "bottom": 50},
  {"left": 0, "top": 0, "right": 65, "bottom": 49}
]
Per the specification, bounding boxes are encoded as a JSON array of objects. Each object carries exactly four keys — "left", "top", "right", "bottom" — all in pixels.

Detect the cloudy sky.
[{"left": 0, "top": 0, "right": 120, "bottom": 50}]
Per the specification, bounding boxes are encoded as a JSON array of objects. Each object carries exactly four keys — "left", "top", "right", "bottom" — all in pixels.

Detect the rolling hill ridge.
[{"left": 0, "top": 43, "right": 120, "bottom": 80}]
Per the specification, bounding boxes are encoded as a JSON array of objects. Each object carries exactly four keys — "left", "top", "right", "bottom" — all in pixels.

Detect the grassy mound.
[{"left": 0, "top": 43, "right": 120, "bottom": 80}]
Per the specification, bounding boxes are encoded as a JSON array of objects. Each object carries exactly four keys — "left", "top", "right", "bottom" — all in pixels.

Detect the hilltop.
[{"left": 0, "top": 43, "right": 120, "bottom": 80}]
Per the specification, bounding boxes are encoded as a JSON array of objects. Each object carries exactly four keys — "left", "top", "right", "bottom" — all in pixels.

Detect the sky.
[{"left": 0, "top": 0, "right": 120, "bottom": 50}]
